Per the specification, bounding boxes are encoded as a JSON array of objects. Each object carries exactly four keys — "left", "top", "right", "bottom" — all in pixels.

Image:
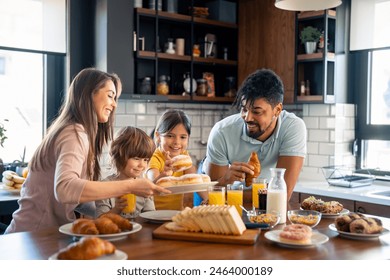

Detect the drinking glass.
[
  {"left": 208, "top": 186, "right": 226, "bottom": 205},
  {"left": 121, "top": 194, "right": 139, "bottom": 219},
  {"left": 227, "top": 183, "right": 243, "bottom": 215},
  {"left": 252, "top": 177, "right": 267, "bottom": 208}
]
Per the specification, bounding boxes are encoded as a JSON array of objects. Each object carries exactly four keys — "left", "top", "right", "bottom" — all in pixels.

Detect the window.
[{"left": 0, "top": 0, "right": 66, "bottom": 165}]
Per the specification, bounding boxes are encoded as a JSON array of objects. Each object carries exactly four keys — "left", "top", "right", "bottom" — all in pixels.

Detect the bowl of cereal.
[
  {"left": 287, "top": 210, "right": 321, "bottom": 228},
  {"left": 246, "top": 210, "right": 280, "bottom": 229}
]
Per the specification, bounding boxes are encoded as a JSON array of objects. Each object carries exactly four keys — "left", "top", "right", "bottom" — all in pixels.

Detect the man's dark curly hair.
[{"left": 233, "top": 68, "right": 284, "bottom": 110}]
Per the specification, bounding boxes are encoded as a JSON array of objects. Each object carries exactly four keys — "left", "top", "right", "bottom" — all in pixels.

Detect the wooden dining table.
[{"left": 1, "top": 200, "right": 390, "bottom": 260}]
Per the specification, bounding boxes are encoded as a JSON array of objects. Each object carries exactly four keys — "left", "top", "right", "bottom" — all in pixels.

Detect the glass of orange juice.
[
  {"left": 208, "top": 186, "right": 226, "bottom": 205},
  {"left": 252, "top": 177, "right": 267, "bottom": 208},
  {"left": 121, "top": 193, "right": 139, "bottom": 219},
  {"left": 227, "top": 183, "right": 243, "bottom": 215}
]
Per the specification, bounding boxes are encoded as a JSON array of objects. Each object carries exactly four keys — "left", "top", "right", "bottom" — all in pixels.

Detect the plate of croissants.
[
  {"left": 59, "top": 213, "right": 142, "bottom": 241},
  {"left": 49, "top": 236, "right": 128, "bottom": 260},
  {"left": 329, "top": 212, "right": 389, "bottom": 240}
]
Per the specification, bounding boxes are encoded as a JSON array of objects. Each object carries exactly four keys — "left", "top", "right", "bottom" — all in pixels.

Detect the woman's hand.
[
  {"left": 128, "top": 178, "right": 171, "bottom": 197},
  {"left": 222, "top": 161, "right": 254, "bottom": 185}
]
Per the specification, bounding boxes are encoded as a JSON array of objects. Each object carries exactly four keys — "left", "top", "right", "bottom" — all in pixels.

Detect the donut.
[
  {"left": 156, "top": 174, "right": 205, "bottom": 187},
  {"left": 171, "top": 155, "right": 192, "bottom": 172},
  {"left": 279, "top": 224, "right": 312, "bottom": 244},
  {"left": 156, "top": 176, "right": 178, "bottom": 187},
  {"left": 200, "top": 174, "right": 211, "bottom": 183},
  {"left": 179, "top": 174, "right": 203, "bottom": 185}
]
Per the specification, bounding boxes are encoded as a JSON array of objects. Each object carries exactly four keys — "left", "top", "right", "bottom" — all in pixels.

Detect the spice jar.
[
  {"left": 196, "top": 78, "right": 207, "bottom": 96},
  {"left": 139, "top": 77, "right": 152, "bottom": 95},
  {"left": 193, "top": 44, "right": 201, "bottom": 57},
  {"left": 157, "top": 75, "right": 169, "bottom": 95}
]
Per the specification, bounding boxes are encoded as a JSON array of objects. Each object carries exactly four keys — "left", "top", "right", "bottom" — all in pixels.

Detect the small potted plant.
[
  {"left": 0, "top": 119, "right": 8, "bottom": 148},
  {"left": 300, "top": 26, "right": 322, "bottom": 54}
]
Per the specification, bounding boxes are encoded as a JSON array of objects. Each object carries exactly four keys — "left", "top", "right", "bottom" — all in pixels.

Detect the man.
[{"left": 203, "top": 69, "right": 306, "bottom": 200}]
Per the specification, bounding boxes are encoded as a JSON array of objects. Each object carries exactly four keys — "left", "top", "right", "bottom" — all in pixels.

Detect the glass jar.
[
  {"left": 266, "top": 168, "right": 287, "bottom": 224},
  {"left": 193, "top": 44, "right": 201, "bottom": 57},
  {"left": 157, "top": 75, "right": 169, "bottom": 95},
  {"left": 196, "top": 78, "right": 207, "bottom": 96},
  {"left": 139, "top": 77, "right": 152, "bottom": 95}
]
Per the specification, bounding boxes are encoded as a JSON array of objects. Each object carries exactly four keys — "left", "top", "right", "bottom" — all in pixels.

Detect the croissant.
[
  {"left": 94, "top": 217, "right": 121, "bottom": 234},
  {"left": 101, "top": 213, "right": 133, "bottom": 231},
  {"left": 245, "top": 152, "right": 261, "bottom": 187},
  {"left": 57, "top": 237, "right": 116, "bottom": 260},
  {"left": 71, "top": 218, "right": 99, "bottom": 235}
]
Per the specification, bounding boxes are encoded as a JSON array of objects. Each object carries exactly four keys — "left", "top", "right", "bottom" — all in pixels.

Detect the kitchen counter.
[{"left": 295, "top": 178, "right": 390, "bottom": 206}]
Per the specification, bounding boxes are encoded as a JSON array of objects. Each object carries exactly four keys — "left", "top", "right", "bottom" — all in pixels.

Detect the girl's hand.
[{"left": 162, "top": 150, "right": 173, "bottom": 176}]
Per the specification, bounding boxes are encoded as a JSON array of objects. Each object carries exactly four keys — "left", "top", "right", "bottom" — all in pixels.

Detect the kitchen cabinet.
[
  {"left": 133, "top": 1, "right": 238, "bottom": 103},
  {"left": 238, "top": 0, "right": 295, "bottom": 104},
  {"left": 295, "top": 9, "right": 336, "bottom": 103}
]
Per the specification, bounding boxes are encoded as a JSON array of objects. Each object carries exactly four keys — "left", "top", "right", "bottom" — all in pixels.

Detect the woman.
[{"left": 5, "top": 68, "right": 169, "bottom": 233}]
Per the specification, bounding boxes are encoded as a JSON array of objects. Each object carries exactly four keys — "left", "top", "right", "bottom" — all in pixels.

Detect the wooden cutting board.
[{"left": 153, "top": 223, "right": 261, "bottom": 245}]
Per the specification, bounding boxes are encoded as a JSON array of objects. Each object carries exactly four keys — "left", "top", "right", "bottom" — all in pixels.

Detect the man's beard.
[
  {"left": 245, "top": 122, "right": 264, "bottom": 139},
  {"left": 246, "top": 118, "right": 274, "bottom": 140}
]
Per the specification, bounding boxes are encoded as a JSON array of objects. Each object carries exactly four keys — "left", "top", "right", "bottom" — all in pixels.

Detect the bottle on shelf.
[
  {"left": 266, "top": 168, "right": 287, "bottom": 224},
  {"left": 305, "top": 80, "right": 310, "bottom": 96},
  {"left": 300, "top": 81, "right": 305, "bottom": 96}
]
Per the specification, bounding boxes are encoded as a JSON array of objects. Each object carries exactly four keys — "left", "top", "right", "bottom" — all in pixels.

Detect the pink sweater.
[{"left": 5, "top": 124, "right": 90, "bottom": 233}]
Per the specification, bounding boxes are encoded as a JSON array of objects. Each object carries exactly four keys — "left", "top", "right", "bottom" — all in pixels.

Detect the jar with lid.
[
  {"left": 193, "top": 44, "right": 201, "bottom": 57},
  {"left": 196, "top": 78, "right": 207, "bottom": 96},
  {"left": 157, "top": 75, "right": 170, "bottom": 95},
  {"left": 139, "top": 77, "right": 152, "bottom": 95},
  {"left": 266, "top": 168, "right": 287, "bottom": 224}
]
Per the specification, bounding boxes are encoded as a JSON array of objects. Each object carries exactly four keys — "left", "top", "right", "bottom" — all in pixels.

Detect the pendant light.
[{"left": 275, "top": 0, "right": 342, "bottom": 11}]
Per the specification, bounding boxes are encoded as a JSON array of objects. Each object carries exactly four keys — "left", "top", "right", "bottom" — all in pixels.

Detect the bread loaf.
[
  {"left": 166, "top": 205, "right": 246, "bottom": 235},
  {"left": 156, "top": 173, "right": 211, "bottom": 187},
  {"left": 171, "top": 155, "right": 192, "bottom": 172}
]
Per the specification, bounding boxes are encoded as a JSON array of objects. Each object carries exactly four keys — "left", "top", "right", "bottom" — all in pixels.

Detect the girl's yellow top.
[{"left": 148, "top": 149, "right": 190, "bottom": 210}]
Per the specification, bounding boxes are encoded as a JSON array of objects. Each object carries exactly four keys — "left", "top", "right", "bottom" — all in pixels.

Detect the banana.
[
  {"left": 2, "top": 170, "right": 18, "bottom": 180},
  {"left": 2, "top": 176, "right": 15, "bottom": 187}
]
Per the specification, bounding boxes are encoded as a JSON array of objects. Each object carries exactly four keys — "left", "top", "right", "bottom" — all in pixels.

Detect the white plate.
[
  {"left": 49, "top": 249, "right": 128, "bottom": 260},
  {"left": 140, "top": 210, "right": 179, "bottom": 223},
  {"left": 0, "top": 185, "right": 20, "bottom": 195},
  {"left": 328, "top": 223, "right": 390, "bottom": 240},
  {"left": 264, "top": 230, "right": 329, "bottom": 248},
  {"left": 59, "top": 222, "right": 142, "bottom": 241},
  {"left": 300, "top": 207, "right": 349, "bottom": 218},
  {"left": 161, "top": 181, "right": 218, "bottom": 195}
]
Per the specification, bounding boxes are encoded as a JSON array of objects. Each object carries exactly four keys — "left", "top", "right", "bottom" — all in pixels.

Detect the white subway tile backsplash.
[
  {"left": 308, "top": 154, "right": 331, "bottom": 167},
  {"left": 319, "top": 142, "right": 335, "bottom": 155},
  {"left": 319, "top": 117, "right": 335, "bottom": 129},
  {"left": 115, "top": 114, "right": 136, "bottom": 127},
  {"left": 126, "top": 102, "right": 146, "bottom": 114},
  {"left": 302, "top": 117, "right": 319, "bottom": 129},
  {"left": 309, "top": 104, "right": 331, "bottom": 116},
  {"left": 308, "top": 129, "right": 330, "bottom": 142},
  {"left": 136, "top": 115, "right": 156, "bottom": 127},
  {"left": 306, "top": 141, "right": 319, "bottom": 154}
]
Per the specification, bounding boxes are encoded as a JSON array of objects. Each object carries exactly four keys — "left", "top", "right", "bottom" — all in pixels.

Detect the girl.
[
  {"left": 95, "top": 126, "right": 156, "bottom": 217},
  {"left": 146, "top": 109, "right": 197, "bottom": 210},
  {"left": 5, "top": 68, "right": 169, "bottom": 233}
]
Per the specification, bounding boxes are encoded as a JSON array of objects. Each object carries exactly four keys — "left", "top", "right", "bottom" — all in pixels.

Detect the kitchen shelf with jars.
[
  {"left": 133, "top": 0, "right": 238, "bottom": 104},
  {"left": 295, "top": 9, "right": 336, "bottom": 104}
]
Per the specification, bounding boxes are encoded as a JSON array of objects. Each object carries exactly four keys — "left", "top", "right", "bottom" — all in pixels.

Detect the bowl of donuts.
[
  {"left": 246, "top": 210, "right": 280, "bottom": 229},
  {"left": 287, "top": 210, "right": 322, "bottom": 228}
]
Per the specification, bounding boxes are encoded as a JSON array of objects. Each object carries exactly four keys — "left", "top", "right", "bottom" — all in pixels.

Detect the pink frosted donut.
[{"left": 279, "top": 224, "right": 312, "bottom": 244}]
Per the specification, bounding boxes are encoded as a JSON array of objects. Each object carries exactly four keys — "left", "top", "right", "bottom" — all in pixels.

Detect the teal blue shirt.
[{"left": 204, "top": 110, "right": 307, "bottom": 182}]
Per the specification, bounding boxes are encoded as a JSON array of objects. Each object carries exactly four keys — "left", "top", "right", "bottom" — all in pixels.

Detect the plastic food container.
[{"left": 321, "top": 166, "right": 375, "bottom": 188}]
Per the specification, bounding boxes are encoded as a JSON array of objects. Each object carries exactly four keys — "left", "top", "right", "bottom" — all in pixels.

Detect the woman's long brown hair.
[{"left": 30, "top": 68, "right": 122, "bottom": 180}]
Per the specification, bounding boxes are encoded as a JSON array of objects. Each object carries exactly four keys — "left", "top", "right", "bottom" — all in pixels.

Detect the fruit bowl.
[
  {"left": 246, "top": 210, "right": 280, "bottom": 229},
  {"left": 287, "top": 210, "right": 321, "bottom": 227}
]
